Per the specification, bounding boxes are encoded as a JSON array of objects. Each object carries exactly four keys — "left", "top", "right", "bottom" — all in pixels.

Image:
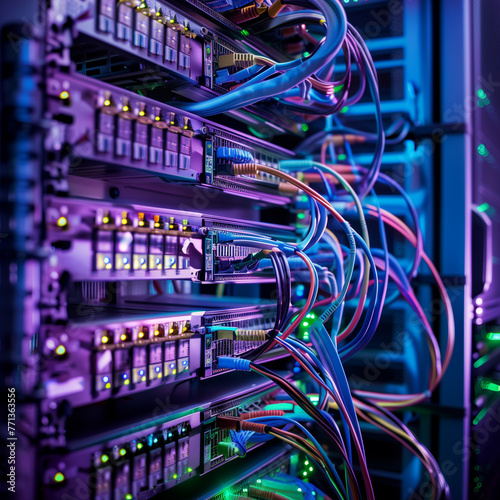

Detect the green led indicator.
[
  {"left": 303, "top": 51, "right": 310, "bottom": 57},
  {"left": 54, "top": 472, "right": 65, "bottom": 483},
  {"left": 256, "top": 479, "right": 262, "bottom": 484},
  {"left": 333, "top": 83, "right": 344, "bottom": 93},
  {"left": 337, "top": 153, "right": 347, "bottom": 161},
  {"left": 478, "top": 203, "right": 490, "bottom": 213},
  {"left": 487, "top": 332, "right": 500, "bottom": 341},
  {"left": 119, "top": 448, "right": 126, "bottom": 456},
  {"left": 340, "top": 106, "right": 349, "bottom": 113},
  {"left": 297, "top": 213, "right": 306, "bottom": 220},
  {"left": 477, "top": 144, "right": 489, "bottom": 157},
  {"left": 101, "top": 454, "right": 109, "bottom": 463},
  {"left": 309, "top": 466, "right": 314, "bottom": 471},
  {"left": 206, "top": 46, "right": 211, "bottom": 55},
  {"left": 481, "top": 380, "right": 500, "bottom": 392},
  {"left": 474, "top": 352, "right": 491, "bottom": 368},
  {"left": 477, "top": 89, "right": 487, "bottom": 99},
  {"left": 473, "top": 408, "right": 488, "bottom": 425},
  {"left": 304, "top": 460, "right": 310, "bottom": 465},
  {"left": 303, "top": 471, "right": 308, "bottom": 476},
  {"left": 302, "top": 123, "right": 309, "bottom": 132},
  {"left": 137, "top": 443, "right": 143, "bottom": 450},
  {"left": 125, "top": 495, "right": 133, "bottom": 500},
  {"left": 302, "top": 322, "right": 309, "bottom": 327},
  {"left": 240, "top": 29, "right": 249, "bottom": 36},
  {"left": 187, "top": 467, "right": 193, "bottom": 473}
]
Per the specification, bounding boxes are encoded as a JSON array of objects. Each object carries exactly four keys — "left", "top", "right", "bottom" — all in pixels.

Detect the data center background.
[{"left": 1, "top": 1, "right": 499, "bottom": 499}]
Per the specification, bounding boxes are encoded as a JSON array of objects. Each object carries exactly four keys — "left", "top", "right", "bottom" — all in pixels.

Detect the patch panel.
[
  {"left": 45, "top": 71, "right": 294, "bottom": 202},
  {"left": 38, "top": 303, "right": 281, "bottom": 414},
  {"left": 39, "top": 378, "right": 283, "bottom": 500}
]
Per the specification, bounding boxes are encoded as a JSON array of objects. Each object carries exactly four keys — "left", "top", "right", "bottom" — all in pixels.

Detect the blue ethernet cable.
[
  {"left": 173, "top": 0, "right": 347, "bottom": 116},
  {"left": 339, "top": 192, "right": 388, "bottom": 359}
]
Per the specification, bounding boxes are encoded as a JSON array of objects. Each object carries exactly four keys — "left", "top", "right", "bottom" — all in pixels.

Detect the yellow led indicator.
[
  {"left": 101, "top": 336, "right": 109, "bottom": 344},
  {"left": 170, "top": 121, "right": 175, "bottom": 125},
  {"left": 155, "top": 116, "right": 161, "bottom": 121},
  {"left": 104, "top": 99, "right": 111, "bottom": 106},
  {"left": 105, "top": 382, "right": 111, "bottom": 389},
  {"left": 57, "top": 216, "right": 67, "bottom": 227},
  {"left": 101, "top": 454, "right": 109, "bottom": 463},
  {"left": 102, "top": 216, "right": 110, "bottom": 224},
  {"left": 122, "top": 219, "right": 128, "bottom": 225},
  {"left": 172, "top": 369, "right": 177, "bottom": 375},
  {"left": 154, "top": 330, "right": 160, "bottom": 336},
  {"left": 55, "top": 345, "right": 66, "bottom": 356},
  {"left": 54, "top": 472, "right": 65, "bottom": 483},
  {"left": 173, "top": 473, "right": 178, "bottom": 479},
  {"left": 141, "top": 376, "right": 146, "bottom": 382},
  {"left": 124, "top": 263, "right": 131, "bottom": 269},
  {"left": 138, "top": 331, "right": 144, "bottom": 338},
  {"left": 105, "top": 263, "right": 112, "bottom": 270},
  {"left": 119, "top": 448, "right": 126, "bottom": 456},
  {"left": 59, "top": 91, "right": 69, "bottom": 100},
  {"left": 123, "top": 105, "right": 129, "bottom": 112},
  {"left": 124, "top": 379, "right": 130, "bottom": 385},
  {"left": 157, "top": 373, "right": 162, "bottom": 378},
  {"left": 139, "top": 110, "right": 145, "bottom": 116},
  {"left": 120, "top": 334, "right": 127, "bottom": 341},
  {"left": 139, "top": 221, "right": 144, "bottom": 226}
]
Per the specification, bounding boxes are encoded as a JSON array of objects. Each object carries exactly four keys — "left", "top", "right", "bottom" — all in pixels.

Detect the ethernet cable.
[
  {"left": 218, "top": 357, "right": 363, "bottom": 500},
  {"left": 173, "top": 0, "right": 348, "bottom": 116}
]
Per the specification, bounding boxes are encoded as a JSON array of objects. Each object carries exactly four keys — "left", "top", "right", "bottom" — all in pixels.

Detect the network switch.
[
  {"left": 47, "top": 0, "right": 299, "bottom": 133},
  {"left": 37, "top": 377, "right": 286, "bottom": 500},
  {"left": 42, "top": 196, "right": 295, "bottom": 283},
  {"left": 46, "top": 71, "right": 295, "bottom": 202},
  {"left": 39, "top": 303, "right": 282, "bottom": 413},
  {"left": 1, "top": 0, "right": 482, "bottom": 499}
]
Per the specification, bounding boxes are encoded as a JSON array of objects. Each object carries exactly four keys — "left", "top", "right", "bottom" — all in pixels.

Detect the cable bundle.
[{"left": 168, "top": 2, "right": 455, "bottom": 499}]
